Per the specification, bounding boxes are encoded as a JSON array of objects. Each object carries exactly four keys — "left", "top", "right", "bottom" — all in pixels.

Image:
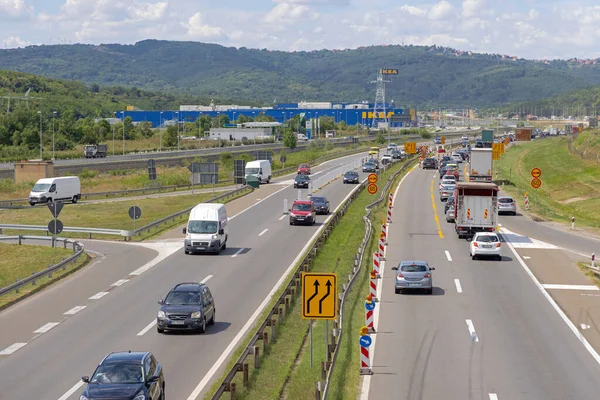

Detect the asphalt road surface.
[
  {"left": 0, "top": 151, "right": 382, "bottom": 400},
  {"left": 366, "top": 163, "right": 600, "bottom": 400}
]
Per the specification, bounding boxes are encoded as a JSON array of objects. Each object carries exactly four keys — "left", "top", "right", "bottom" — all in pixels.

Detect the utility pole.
[
  {"left": 52, "top": 111, "right": 57, "bottom": 160},
  {"left": 37, "top": 111, "right": 43, "bottom": 160},
  {"left": 113, "top": 112, "right": 116, "bottom": 155},
  {"left": 122, "top": 111, "right": 125, "bottom": 157}
]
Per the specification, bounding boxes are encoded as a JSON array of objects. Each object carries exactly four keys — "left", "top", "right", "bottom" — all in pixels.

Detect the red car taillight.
[
  {"left": 496, "top": 243, "right": 501, "bottom": 247},
  {"left": 424, "top": 273, "right": 431, "bottom": 278},
  {"left": 397, "top": 273, "right": 404, "bottom": 278},
  {"left": 473, "top": 242, "right": 478, "bottom": 247}
]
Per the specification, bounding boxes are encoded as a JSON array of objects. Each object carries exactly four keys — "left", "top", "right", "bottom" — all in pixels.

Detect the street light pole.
[
  {"left": 112, "top": 112, "right": 116, "bottom": 155},
  {"left": 159, "top": 111, "right": 163, "bottom": 151},
  {"left": 52, "top": 111, "right": 57, "bottom": 160},
  {"left": 37, "top": 111, "right": 42, "bottom": 160},
  {"left": 122, "top": 111, "right": 125, "bottom": 157}
]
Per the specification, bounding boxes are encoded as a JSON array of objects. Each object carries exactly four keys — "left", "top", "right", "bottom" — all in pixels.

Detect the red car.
[
  {"left": 297, "top": 164, "right": 311, "bottom": 175},
  {"left": 289, "top": 200, "right": 316, "bottom": 225}
]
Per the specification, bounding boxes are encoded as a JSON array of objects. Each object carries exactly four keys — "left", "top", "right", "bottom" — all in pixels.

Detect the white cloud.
[
  {"left": 264, "top": 3, "right": 318, "bottom": 23},
  {"left": 1, "top": 35, "right": 31, "bottom": 48},
  {"left": 0, "top": 0, "right": 33, "bottom": 19},
  {"left": 186, "top": 12, "right": 225, "bottom": 38},
  {"left": 429, "top": 1, "right": 454, "bottom": 21},
  {"left": 461, "top": 0, "right": 486, "bottom": 18}
]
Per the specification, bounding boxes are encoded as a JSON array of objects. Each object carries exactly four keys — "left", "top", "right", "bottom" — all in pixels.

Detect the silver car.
[
  {"left": 446, "top": 206, "right": 455, "bottom": 222},
  {"left": 498, "top": 196, "right": 517, "bottom": 215},
  {"left": 439, "top": 183, "right": 456, "bottom": 201},
  {"left": 392, "top": 261, "right": 435, "bottom": 294}
]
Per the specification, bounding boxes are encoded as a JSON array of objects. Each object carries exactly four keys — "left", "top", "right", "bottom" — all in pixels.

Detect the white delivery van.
[
  {"left": 28, "top": 176, "right": 81, "bottom": 206},
  {"left": 245, "top": 160, "right": 272, "bottom": 183},
  {"left": 183, "top": 203, "right": 228, "bottom": 255}
]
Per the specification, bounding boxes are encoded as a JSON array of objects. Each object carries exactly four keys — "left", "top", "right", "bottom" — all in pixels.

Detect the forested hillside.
[{"left": 2, "top": 40, "right": 600, "bottom": 107}]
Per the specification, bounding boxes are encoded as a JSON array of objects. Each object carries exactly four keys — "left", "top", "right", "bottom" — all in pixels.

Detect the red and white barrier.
[
  {"left": 360, "top": 341, "right": 372, "bottom": 374},
  {"left": 365, "top": 305, "right": 375, "bottom": 332},
  {"left": 378, "top": 234, "right": 386, "bottom": 260},
  {"left": 388, "top": 191, "right": 393, "bottom": 204},
  {"left": 524, "top": 194, "right": 529, "bottom": 210},
  {"left": 386, "top": 201, "right": 393, "bottom": 223},
  {"left": 372, "top": 252, "right": 381, "bottom": 277},
  {"left": 369, "top": 271, "right": 378, "bottom": 301}
]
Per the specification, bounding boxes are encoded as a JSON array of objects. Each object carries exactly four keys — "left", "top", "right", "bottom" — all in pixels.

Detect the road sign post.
[
  {"left": 368, "top": 173, "right": 378, "bottom": 184},
  {"left": 531, "top": 178, "right": 542, "bottom": 189},
  {"left": 47, "top": 202, "right": 65, "bottom": 248},
  {"left": 367, "top": 183, "right": 378, "bottom": 195},
  {"left": 128, "top": 205, "right": 142, "bottom": 232},
  {"left": 302, "top": 273, "right": 337, "bottom": 320}
]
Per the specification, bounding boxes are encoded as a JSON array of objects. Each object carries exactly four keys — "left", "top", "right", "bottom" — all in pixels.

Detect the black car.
[
  {"left": 81, "top": 351, "right": 165, "bottom": 400},
  {"left": 391, "top": 150, "right": 402, "bottom": 159},
  {"left": 362, "top": 162, "right": 377, "bottom": 173},
  {"left": 422, "top": 158, "right": 437, "bottom": 169},
  {"left": 343, "top": 171, "right": 359, "bottom": 184},
  {"left": 294, "top": 174, "right": 310, "bottom": 188},
  {"left": 157, "top": 282, "right": 216, "bottom": 333},
  {"left": 310, "top": 196, "right": 330, "bottom": 214},
  {"left": 439, "top": 166, "right": 449, "bottom": 177}
]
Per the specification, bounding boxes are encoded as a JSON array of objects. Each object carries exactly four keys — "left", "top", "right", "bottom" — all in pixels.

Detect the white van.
[
  {"left": 28, "top": 176, "right": 81, "bottom": 206},
  {"left": 183, "top": 203, "right": 228, "bottom": 255},
  {"left": 245, "top": 160, "right": 272, "bottom": 183}
]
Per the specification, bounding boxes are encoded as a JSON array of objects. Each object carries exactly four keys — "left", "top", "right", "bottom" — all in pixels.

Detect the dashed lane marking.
[
  {"left": 34, "top": 322, "right": 60, "bottom": 334},
  {"left": 0, "top": 343, "right": 27, "bottom": 356},
  {"left": 64, "top": 306, "right": 87, "bottom": 315},
  {"left": 89, "top": 291, "right": 109, "bottom": 300}
]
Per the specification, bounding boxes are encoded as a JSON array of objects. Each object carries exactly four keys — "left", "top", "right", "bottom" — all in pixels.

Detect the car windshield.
[
  {"left": 476, "top": 235, "right": 499, "bottom": 243},
  {"left": 311, "top": 197, "right": 326, "bottom": 205},
  {"left": 299, "top": 164, "right": 309, "bottom": 168},
  {"left": 498, "top": 198, "right": 514, "bottom": 204},
  {"left": 345, "top": 172, "right": 357, "bottom": 177},
  {"left": 187, "top": 220, "right": 218, "bottom": 234},
  {"left": 164, "top": 290, "right": 201, "bottom": 305},
  {"left": 31, "top": 183, "right": 51, "bottom": 192},
  {"left": 292, "top": 203, "right": 312, "bottom": 211},
  {"left": 246, "top": 168, "right": 259, "bottom": 174},
  {"left": 91, "top": 363, "right": 144, "bottom": 384},
  {"left": 401, "top": 264, "right": 428, "bottom": 272},
  {"left": 296, "top": 175, "right": 309, "bottom": 181}
]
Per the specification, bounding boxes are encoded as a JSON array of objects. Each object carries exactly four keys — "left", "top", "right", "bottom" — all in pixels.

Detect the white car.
[
  {"left": 451, "top": 153, "right": 463, "bottom": 163},
  {"left": 469, "top": 232, "right": 502, "bottom": 261},
  {"left": 439, "top": 178, "right": 456, "bottom": 189},
  {"left": 381, "top": 154, "right": 393, "bottom": 163}
]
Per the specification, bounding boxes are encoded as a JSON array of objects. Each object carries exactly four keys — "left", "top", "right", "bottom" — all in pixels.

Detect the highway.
[
  {"left": 0, "top": 150, "right": 377, "bottom": 400},
  {"left": 365, "top": 163, "right": 600, "bottom": 399}
]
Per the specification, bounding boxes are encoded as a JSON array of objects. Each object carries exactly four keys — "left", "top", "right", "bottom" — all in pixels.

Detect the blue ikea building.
[{"left": 116, "top": 102, "right": 412, "bottom": 128}]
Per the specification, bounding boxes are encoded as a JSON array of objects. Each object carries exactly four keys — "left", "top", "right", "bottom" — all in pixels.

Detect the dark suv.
[
  {"left": 81, "top": 351, "right": 165, "bottom": 400},
  {"left": 422, "top": 158, "right": 437, "bottom": 169},
  {"left": 157, "top": 282, "right": 216, "bottom": 334},
  {"left": 294, "top": 174, "right": 310, "bottom": 188}
]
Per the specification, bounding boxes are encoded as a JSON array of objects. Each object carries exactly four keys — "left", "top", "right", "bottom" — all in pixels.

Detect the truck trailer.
[
  {"left": 468, "top": 148, "right": 493, "bottom": 182},
  {"left": 453, "top": 182, "right": 499, "bottom": 238}
]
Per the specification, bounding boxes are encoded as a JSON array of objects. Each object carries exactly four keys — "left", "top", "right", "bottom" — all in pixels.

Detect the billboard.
[
  {"left": 515, "top": 128, "right": 532, "bottom": 141},
  {"left": 381, "top": 68, "right": 398, "bottom": 75}
]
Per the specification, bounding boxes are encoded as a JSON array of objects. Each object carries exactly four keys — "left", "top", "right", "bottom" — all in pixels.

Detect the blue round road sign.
[
  {"left": 359, "top": 335, "right": 372, "bottom": 348},
  {"left": 365, "top": 301, "right": 376, "bottom": 311}
]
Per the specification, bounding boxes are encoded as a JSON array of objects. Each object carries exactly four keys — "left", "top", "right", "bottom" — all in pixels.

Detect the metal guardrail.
[
  {"left": 0, "top": 235, "right": 85, "bottom": 297},
  {"left": 207, "top": 157, "right": 410, "bottom": 399},
  {"left": 0, "top": 185, "right": 253, "bottom": 240}
]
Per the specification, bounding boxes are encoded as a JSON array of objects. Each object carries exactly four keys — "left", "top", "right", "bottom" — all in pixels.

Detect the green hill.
[{"left": 2, "top": 40, "right": 600, "bottom": 107}]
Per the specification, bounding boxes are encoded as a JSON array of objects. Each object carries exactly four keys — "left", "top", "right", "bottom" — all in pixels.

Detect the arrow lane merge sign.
[{"left": 302, "top": 273, "right": 337, "bottom": 320}]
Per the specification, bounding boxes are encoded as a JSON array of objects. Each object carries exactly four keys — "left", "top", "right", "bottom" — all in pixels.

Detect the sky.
[{"left": 1, "top": 0, "right": 600, "bottom": 60}]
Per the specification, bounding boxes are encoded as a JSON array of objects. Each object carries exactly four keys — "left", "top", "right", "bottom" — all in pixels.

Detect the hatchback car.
[
  {"left": 451, "top": 153, "right": 463, "bottom": 163},
  {"left": 498, "top": 196, "right": 517, "bottom": 215},
  {"left": 310, "top": 196, "right": 330, "bottom": 215},
  {"left": 343, "top": 171, "right": 360, "bottom": 184},
  {"left": 289, "top": 200, "right": 316, "bottom": 225},
  {"left": 441, "top": 174, "right": 457, "bottom": 183},
  {"left": 391, "top": 150, "right": 402, "bottom": 159},
  {"left": 439, "top": 178, "right": 456, "bottom": 189},
  {"left": 444, "top": 195, "right": 455, "bottom": 213},
  {"left": 446, "top": 205, "right": 455, "bottom": 222},
  {"left": 470, "top": 232, "right": 502, "bottom": 260},
  {"left": 392, "top": 261, "right": 435, "bottom": 294},
  {"left": 157, "top": 282, "right": 216, "bottom": 333},
  {"left": 294, "top": 174, "right": 310, "bottom": 188},
  {"left": 80, "top": 351, "right": 165, "bottom": 400},
  {"left": 422, "top": 157, "right": 438, "bottom": 169},
  {"left": 297, "top": 164, "right": 311, "bottom": 175},
  {"left": 362, "top": 162, "right": 377, "bottom": 173},
  {"left": 381, "top": 154, "right": 393, "bottom": 164}
]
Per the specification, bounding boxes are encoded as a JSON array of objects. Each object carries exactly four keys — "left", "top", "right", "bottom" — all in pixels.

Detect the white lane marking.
[
  {"left": 111, "top": 279, "right": 129, "bottom": 287},
  {"left": 187, "top": 176, "right": 366, "bottom": 400},
  {"left": 64, "top": 305, "right": 87, "bottom": 315},
  {"left": 489, "top": 394, "right": 498, "bottom": 400},
  {"left": 89, "top": 291, "right": 109, "bottom": 300},
  {"left": 228, "top": 185, "right": 291, "bottom": 221},
  {"left": 445, "top": 250, "right": 452, "bottom": 261},
  {"left": 0, "top": 342, "right": 27, "bottom": 355},
  {"left": 57, "top": 380, "right": 85, "bottom": 400},
  {"left": 256, "top": 198, "right": 261, "bottom": 200},
  {"left": 34, "top": 322, "right": 60, "bottom": 334},
  {"left": 497, "top": 223, "right": 503, "bottom": 227},
  {"left": 466, "top": 319, "right": 479, "bottom": 342},
  {"left": 523, "top": 256, "right": 531, "bottom": 259},
  {"left": 137, "top": 319, "right": 157, "bottom": 336},
  {"left": 258, "top": 228, "right": 269, "bottom": 236},
  {"left": 500, "top": 228, "right": 600, "bottom": 366},
  {"left": 360, "top": 164, "right": 414, "bottom": 400},
  {"left": 542, "top": 284, "right": 599, "bottom": 291},
  {"left": 454, "top": 279, "right": 463, "bottom": 293},
  {"left": 278, "top": 215, "right": 286, "bottom": 221},
  {"left": 201, "top": 275, "right": 213, "bottom": 284},
  {"left": 129, "top": 245, "right": 181, "bottom": 276},
  {"left": 581, "top": 324, "right": 591, "bottom": 330},
  {"left": 231, "top": 248, "right": 245, "bottom": 258}
]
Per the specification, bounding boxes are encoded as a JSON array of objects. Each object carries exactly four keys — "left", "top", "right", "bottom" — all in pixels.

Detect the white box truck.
[
  {"left": 183, "top": 203, "right": 228, "bottom": 254},
  {"left": 469, "top": 148, "right": 493, "bottom": 182},
  {"left": 245, "top": 160, "right": 272, "bottom": 183},
  {"left": 28, "top": 176, "right": 81, "bottom": 206},
  {"left": 453, "top": 182, "right": 499, "bottom": 238}
]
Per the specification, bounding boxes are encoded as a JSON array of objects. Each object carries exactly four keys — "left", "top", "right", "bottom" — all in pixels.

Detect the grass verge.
[
  {"left": 0, "top": 243, "right": 90, "bottom": 309},
  {"left": 207, "top": 159, "right": 416, "bottom": 400},
  {"left": 577, "top": 262, "right": 600, "bottom": 288},
  {"left": 495, "top": 134, "right": 600, "bottom": 228},
  {"left": 0, "top": 188, "right": 251, "bottom": 241}
]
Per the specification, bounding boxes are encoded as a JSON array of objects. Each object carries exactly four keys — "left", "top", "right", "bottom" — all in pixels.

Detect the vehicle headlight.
[
  {"left": 157, "top": 310, "right": 166, "bottom": 319},
  {"left": 186, "top": 234, "right": 191, "bottom": 239},
  {"left": 212, "top": 234, "right": 218, "bottom": 240},
  {"left": 133, "top": 394, "right": 146, "bottom": 400},
  {"left": 191, "top": 311, "right": 202, "bottom": 319},
  {"left": 290, "top": 213, "right": 296, "bottom": 217}
]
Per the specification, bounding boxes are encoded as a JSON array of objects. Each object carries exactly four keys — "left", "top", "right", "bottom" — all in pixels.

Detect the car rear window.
[
  {"left": 476, "top": 235, "right": 499, "bottom": 243},
  {"left": 401, "top": 264, "right": 427, "bottom": 272},
  {"left": 498, "top": 198, "right": 514, "bottom": 204}
]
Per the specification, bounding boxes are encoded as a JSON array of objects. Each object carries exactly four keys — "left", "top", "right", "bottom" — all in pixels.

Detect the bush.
[{"left": 79, "top": 169, "right": 97, "bottom": 179}]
